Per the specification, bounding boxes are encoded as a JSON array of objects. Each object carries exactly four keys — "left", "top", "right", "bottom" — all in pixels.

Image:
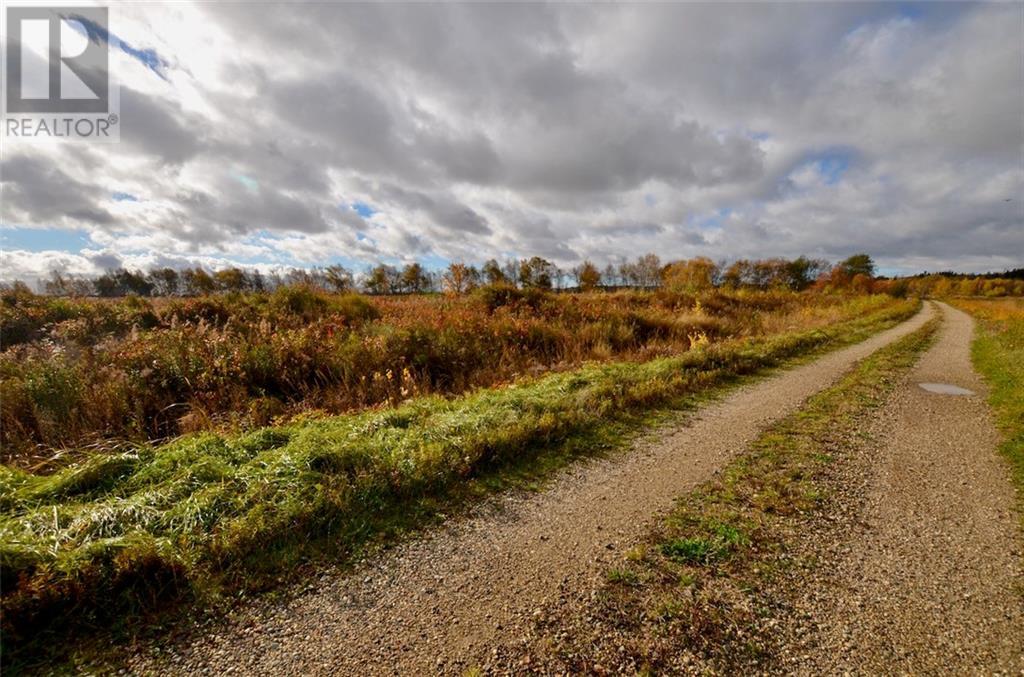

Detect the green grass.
[
  {"left": 661, "top": 521, "right": 748, "bottom": 565},
  {"left": 553, "top": 315, "right": 940, "bottom": 672},
  {"left": 0, "top": 298, "right": 917, "bottom": 669},
  {"left": 955, "top": 299, "right": 1024, "bottom": 522},
  {"left": 607, "top": 568, "right": 642, "bottom": 586}
]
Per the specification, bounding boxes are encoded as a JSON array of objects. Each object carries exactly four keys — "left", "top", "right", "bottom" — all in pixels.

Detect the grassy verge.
[
  {"left": 0, "top": 298, "right": 917, "bottom": 670},
  {"left": 952, "top": 299, "right": 1024, "bottom": 522},
  {"left": 523, "top": 314, "right": 938, "bottom": 674}
]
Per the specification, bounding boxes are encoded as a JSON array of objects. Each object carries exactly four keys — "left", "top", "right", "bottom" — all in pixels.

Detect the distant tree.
[
  {"left": 749, "top": 259, "right": 781, "bottom": 289},
  {"left": 850, "top": 273, "right": 874, "bottom": 294},
  {"left": 67, "top": 276, "right": 93, "bottom": 297},
  {"left": 214, "top": 267, "right": 249, "bottom": 292},
  {"left": 285, "top": 268, "right": 316, "bottom": 288},
  {"left": 634, "top": 253, "right": 662, "bottom": 287},
  {"left": 365, "top": 264, "right": 400, "bottom": 294},
  {"left": 386, "top": 266, "right": 402, "bottom": 293},
  {"left": 821, "top": 264, "right": 851, "bottom": 291},
  {"left": 784, "top": 256, "right": 829, "bottom": 291},
  {"left": 92, "top": 268, "right": 152, "bottom": 297},
  {"left": 764, "top": 259, "right": 789, "bottom": 289},
  {"left": 123, "top": 269, "right": 154, "bottom": 296},
  {"left": 840, "top": 253, "right": 876, "bottom": 279},
  {"left": 181, "top": 267, "right": 217, "bottom": 295},
  {"left": 323, "top": 264, "right": 353, "bottom": 293},
  {"left": 425, "top": 270, "right": 442, "bottom": 293},
  {"left": 554, "top": 266, "right": 570, "bottom": 291},
  {"left": 662, "top": 257, "right": 718, "bottom": 292},
  {"left": 442, "top": 262, "right": 480, "bottom": 294},
  {"left": 43, "top": 270, "right": 71, "bottom": 296},
  {"left": 931, "top": 277, "right": 955, "bottom": 298},
  {"left": 93, "top": 271, "right": 119, "bottom": 297},
  {"left": 519, "top": 256, "right": 556, "bottom": 289},
  {"left": 603, "top": 263, "right": 619, "bottom": 287},
  {"left": 400, "top": 263, "right": 430, "bottom": 293},
  {"left": 721, "top": 259, "right": 751, "bottom": 288},
  {"left": 517, "top": 259, "right": 533, "bottom": 287},
  {"left": 148, "top": 267, "right": 180, "bottom": 296},
  {"left": 618, "top": 260, "right": 638, "bottom": 286},
  {"left": 310, "top": 267, "right": 331, "bottom": 290},
  {"left": 482, "top": 259, "right": 506, "bottom": 286},
  {"left": 365, "top": 265, "right": 388, "bottom": 295},
  {"left": 502, "top": 258, "right": 520, "bottom": 287},
  {"left": 265, "top": 270, "right": 284, "bottom": 291},
  {"left": 249, "top": 269, "right": 266, "bottom": 293},
  {"left": 1, "top": 280, "right": 34, "bottom": 297},
  {"left": 574, "top": 260, "right": 602, "bottom": 291}
]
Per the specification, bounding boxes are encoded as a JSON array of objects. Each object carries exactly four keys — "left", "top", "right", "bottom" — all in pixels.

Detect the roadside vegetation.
[
  {"left": 0, "top": 293, "right": 916, "bottom": 667},
  {"left": 521, "top": 316, "right": 939, "bottom": 673},
  {"left": 3, "top": 284, "right": 886, "bottom": 467},
  {"left": 953, "top": 298, "right": 1024, "bottom": 518},
  {"left": 895, "top": 270, "right": 1024, "bottom": 299}
]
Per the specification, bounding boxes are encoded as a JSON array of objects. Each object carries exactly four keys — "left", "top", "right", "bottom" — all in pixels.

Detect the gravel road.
[
  {"left": 794, "top": 302, "right": 1024, "bottom": 674},
  {"left": 131, "top": 305, "right": 934, "bottom": 675}
]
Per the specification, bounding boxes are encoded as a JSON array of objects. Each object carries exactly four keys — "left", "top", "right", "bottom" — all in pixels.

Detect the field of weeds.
[
  {"left": 0, "top": 287, "right": 915, "bottom": 667},
  {"left": 4, "top": 285, "right": 883, "bottom": 468}
]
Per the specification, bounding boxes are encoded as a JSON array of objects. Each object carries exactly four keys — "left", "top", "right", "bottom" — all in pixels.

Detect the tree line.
[
  {"left": 10, "top": 253, "right": 1018, "bottom": 299},
  {"left": 9, "top": 254, "right": 809, "bottom": 298}
]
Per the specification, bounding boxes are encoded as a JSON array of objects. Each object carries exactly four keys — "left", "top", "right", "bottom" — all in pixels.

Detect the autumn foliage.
[{"left": 4, "top": 284, "right": 873, "bottom": 468}]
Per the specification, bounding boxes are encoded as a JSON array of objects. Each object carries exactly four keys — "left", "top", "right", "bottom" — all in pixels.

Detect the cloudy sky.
[{"left": 1, "top": 1, "right": 1022, "bottom": 282}]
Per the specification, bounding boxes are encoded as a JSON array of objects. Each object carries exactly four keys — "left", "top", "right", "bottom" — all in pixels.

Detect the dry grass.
[{"left": 2, "top": 287, "right": 885, "bottom": 467}]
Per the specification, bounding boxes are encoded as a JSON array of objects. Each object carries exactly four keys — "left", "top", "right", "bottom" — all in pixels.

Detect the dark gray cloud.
[
  {"left": 1, "top": 155, "right": 114, "bottom": 225},
  {"left": 119, "top": 86, "right": 203, "bottom": 165}
]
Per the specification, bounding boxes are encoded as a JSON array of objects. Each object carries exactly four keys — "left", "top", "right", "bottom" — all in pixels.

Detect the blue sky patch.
[
  {"left": 0, "top": 227, "right": 92, "bottom": 253},
  {"left": 66, "top": 13, "right": 170, "bottom": 79},
  {"left": 351, "top": 201, "right": 378, "bottom": 218},
  {"left": 815, "top": 150, "right": 853, "bottom": 185},
  {"left": 112, "top": 192, "right": 139, "bottom": 202},
  {"left": 420, "top": 254, "right": 450, "bottom": 271},
  {"left": 688, "top": 207, "right": 733, "bottom": 230}
]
